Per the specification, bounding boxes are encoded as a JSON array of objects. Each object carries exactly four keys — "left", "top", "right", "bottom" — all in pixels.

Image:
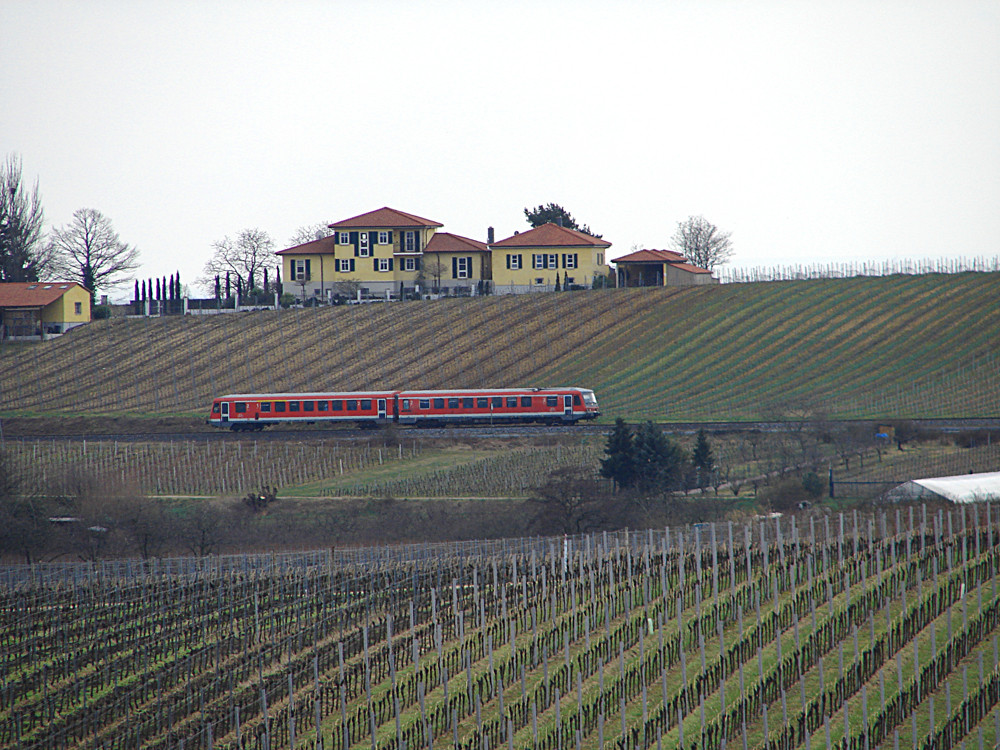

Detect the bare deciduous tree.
[
  {"left": 669, "top": 215, "right": 733, "bottom": 270},
  {"left": 200, "top": 228, "right": 275, "bottom": 294},
  {"left": 48, "top": 208, "right": 140, "bottom": 298},
  {"left": 288, "top": 222, "right": 334, "bottom": 247},
  {"left": 0, "top": 154, "right": 50, "bottom": 282}
]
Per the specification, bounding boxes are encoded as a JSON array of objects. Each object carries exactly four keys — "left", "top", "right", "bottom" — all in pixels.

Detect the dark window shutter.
[
  {"left": 467, "top": 257, "right": 473, "bottom": 277},
  {"left": 349, "top": 259, "right": 355, "bottom": 272},
  {"left": 452, "top": 257, "right": 458, "bottom": 279},
  {"left": 387, "top": 231, "right": 393, "bottom": 245},
  {"left": 305, "top": 259, "right": 311, "bottom": 279},
  {"left": 369, "top": 231, "right": 378, "bottom": 247},
  {"left": 414, "top": 257, "right": 421, "bottom": 271},
  {"left": 506, "top": 255, "right": 511, "bottom": 269},
  {"left": 374, "top": 258, "right": 379, "bottom": 272},
  {"left": 388, "top": 258, "right": 394, "bottom": 271},
  {"left": 415, "top": 233, "right": 421, "bottom": 252},
  {"left": 351, "top": 231, "right": 359, "bottom": 256}
]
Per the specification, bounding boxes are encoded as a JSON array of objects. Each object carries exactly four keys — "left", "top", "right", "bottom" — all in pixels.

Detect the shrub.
[
  {"left": 92, "top": 305, "right": 112, "bottom": 319},
  {"left": 802, "top": 471, "right": 825, "bottom": 498}
]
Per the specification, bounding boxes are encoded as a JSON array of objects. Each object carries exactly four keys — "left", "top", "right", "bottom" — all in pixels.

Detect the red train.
[{"left": 207, "top": 387, "right": 600, "bottom": 430}]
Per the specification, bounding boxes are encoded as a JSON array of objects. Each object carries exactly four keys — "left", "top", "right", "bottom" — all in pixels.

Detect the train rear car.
[{"left": 207, "top": 391, "right": 396, "bottom": 430}]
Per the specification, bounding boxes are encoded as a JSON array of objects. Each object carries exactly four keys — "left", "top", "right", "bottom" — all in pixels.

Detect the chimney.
[{"left": 487, "top": 226, "right": 495, "bottom": 244}]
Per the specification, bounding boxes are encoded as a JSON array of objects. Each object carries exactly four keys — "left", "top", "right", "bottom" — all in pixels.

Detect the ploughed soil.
[{"left": 1, "top": 416, "right": 213, "bottom": 437}]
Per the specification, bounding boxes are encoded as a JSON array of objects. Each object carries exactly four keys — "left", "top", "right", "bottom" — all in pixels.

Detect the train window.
[
  {"left": 317, "top": 401, "right": 328, "bottom": 411},
  {"left": 434, "top": 398, "right": 444, "bottom": 409},
  {"left": 546, "top": 396, "right": 558, "bottom": 407},
  {"left": 448, "top": 398, "right": 459, "bottom": 409},
  {"left": 477, "top": 397, "right": 488, "bottom": 408},
  {"left": 420, "top": 399, "right": 430, "bottom": 409},
  {"left": 260, "top": 402, "right": 271, "bottom": 413},
  {"left": 402, "top": 399, "right": 411, "bottom": 411},
  {"left": 331, "top": 400, "right": 343, "bottom": 411},
  {"left": 275, "top": 402, "right": 287, "bottom": 413},
  {"left": 521, "top": 396, "right": 532, "bottom": 407},
  {"left": 506, "top": 397, "right": 517, "bottom": 408},
  {"left": 212, "top": 403, "right": 220, "bottom": 413},
  {"left": 492, "top": 397, "right": 503, "bottom": 408},
  {"left": 303, "top": 401, "right": 314, "bottom": 411},
  {"left": 346, "top": 400, "right": 358, "bottom": 411},
  {"left": 574, "top": 394, "right": 582, "bottom": 406},
  {"left": 360, "top": 399, "right": 372, "bottom": 410},
  {"left": 289, "top": 401, "right": 301, "bottom": 412},
  {"left": 234, "top": 402, "right": 247, "bottom": 413},
  {"left": 462, "top": 398, "right": 473, "bottom": 409}
]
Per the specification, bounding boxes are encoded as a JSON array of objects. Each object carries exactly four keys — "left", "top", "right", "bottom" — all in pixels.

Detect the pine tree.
[
  {"left": 633, "top": 421, "right": 688, "bottom": 491},
  {"left": 599, "top": 418, "right": 636, "bottom": 489}
]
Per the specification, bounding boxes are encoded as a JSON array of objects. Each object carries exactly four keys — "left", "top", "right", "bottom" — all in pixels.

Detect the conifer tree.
[
  {"left": 691, "top": 428, "right": 715, "bottom": 488},
  {"left": 633, "top": 421, "right": 688, "bottom": 491},
  {"left": 599, "top": 418, "right": 636, "bottom": 490}
]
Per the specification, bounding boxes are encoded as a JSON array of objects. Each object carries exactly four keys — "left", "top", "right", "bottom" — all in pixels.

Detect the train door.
[
  {"left": 221, "top": 402, "right": 229, "bottom": 423},
  {"left": 563, "top": 394, "right": 573, "bottom": 418},
  {"left": 377, "top": 398, "right": 387, "bottom": 421}
]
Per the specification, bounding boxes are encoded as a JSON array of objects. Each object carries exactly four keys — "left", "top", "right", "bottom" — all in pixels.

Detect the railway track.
[{"left": 4, "top": 417, "right": 998, "bottom": 443}]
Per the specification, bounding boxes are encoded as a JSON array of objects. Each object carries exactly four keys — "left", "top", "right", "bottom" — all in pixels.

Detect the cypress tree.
[{"left": 692, "top": 429, "right": 715, "bottom": 488}]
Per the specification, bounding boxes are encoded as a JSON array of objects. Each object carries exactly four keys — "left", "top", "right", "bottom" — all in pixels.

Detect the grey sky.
[{"left": 3, "top": 0, "right": 998, "bottom": 296}]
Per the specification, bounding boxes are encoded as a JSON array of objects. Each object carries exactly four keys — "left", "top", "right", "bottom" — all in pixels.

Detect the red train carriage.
[
  {"left": 207, "top": 391, "right": 396, "bottom": 431},
  {"left": 207, "top": 387, "right": 599, "bottom": 430}
]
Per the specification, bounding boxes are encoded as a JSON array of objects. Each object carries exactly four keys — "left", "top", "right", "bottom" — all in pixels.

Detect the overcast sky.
[{"left": 3, "top": 0, "right": 998, "bottom": 297}]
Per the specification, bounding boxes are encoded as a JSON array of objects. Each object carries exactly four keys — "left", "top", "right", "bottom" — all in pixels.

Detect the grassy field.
[
  {"left": 5, "top": 509, "right": 1000, "bottom": 750},
  {"left": 1, "top": 273, "right": 997, "bottom": 422}
]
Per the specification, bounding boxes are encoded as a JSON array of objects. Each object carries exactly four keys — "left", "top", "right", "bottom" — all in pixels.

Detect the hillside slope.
[{"left": 1, "top": 273, "right": 997, "bottom": 421}]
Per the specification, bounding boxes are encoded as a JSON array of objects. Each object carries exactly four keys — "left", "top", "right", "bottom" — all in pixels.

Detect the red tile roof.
[
  {"left": 423, "top": 232, "right": 489, "bottom": 254},
  {"left": 275, "top": 235, "right": 338, "bottom": 256},
  {"left": 670, "top": 262, "right": 714, "bottom": 274},
  {"left": 330, "top": 207, "right": 443, "bottom": 229},
  {"left": 491, "top": 223, "right": 611, "bottom": 249},
  {"left": 612, "top": 249, "right": 713, "bottom": 273},
  {"left": 0, "top": 282, "right": 87, "bottom": 308},
  {"left": 614, "top": 249, "right": 686, "bottom": 264}
]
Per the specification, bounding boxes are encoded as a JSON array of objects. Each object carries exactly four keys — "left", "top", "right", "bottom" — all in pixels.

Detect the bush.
[
  {"left": 92, "top": 305, "right": 111, "bottom": 320},
  {"left": 954, "top": 429, "right": 999, "bottom": 449},
  {"left": 802, "top": 471, "right": 825, "bottom": 498}
]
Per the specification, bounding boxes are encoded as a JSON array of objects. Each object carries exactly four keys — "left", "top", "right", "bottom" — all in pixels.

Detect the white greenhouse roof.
[{"left": 888, "top": 471, "right": 1000, "bottom": 504}]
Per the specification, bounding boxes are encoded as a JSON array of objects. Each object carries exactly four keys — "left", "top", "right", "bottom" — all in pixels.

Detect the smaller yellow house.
[
  {"left": 489, "top": 223, "right": 612, "bottom": 293},
  {"left": 0, "top": 282, "right": 91, "bottom": 340},
  {"left": 421, "top": 232, "right": 491, "bottom": 296}
]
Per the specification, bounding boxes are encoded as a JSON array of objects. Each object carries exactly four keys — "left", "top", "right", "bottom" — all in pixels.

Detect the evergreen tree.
[
  {"left": 691, "top": 428, "right": 715, "bottom": 488},
  {"left": 599, "top": 418, "right": 636, "bottom": 489},
  {"left": 633, "top": 421, "right": 688, "bottom": 491}
]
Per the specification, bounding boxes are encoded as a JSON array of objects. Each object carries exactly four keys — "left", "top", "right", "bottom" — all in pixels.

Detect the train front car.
[{"left": 576, "top": 388, "right": 601, "bottom": 420}]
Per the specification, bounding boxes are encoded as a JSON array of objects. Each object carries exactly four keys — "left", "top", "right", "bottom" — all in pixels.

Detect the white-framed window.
[
  {"left": 534, "top": 277, "right": 546, "bottom": 285},
  {"left": 548, "top": 253, "right": 558, "bottom": 269},
  {"left": 597, "top": 252, "right": 604, "bottom": 266},
  {"left": 338, "top": 232, "right": 349, "bottom": 244},
  {"left": 403, "top": 257, "right": 417, "bottom": 272},
  {"left": 359, "top": 233, "right": 370, "bottom": 257},
  {"left": 292, "top": 259, "right": 311, "bottom": 281},
  {"left": 404, "top": 231, "right": 416, "bottom": 253},
  {"left": 507, "top": 254, "right": 522, "bottom": 270},
  {"left": 377, "top": 258, "right": 391, "bottom": 272},
  {"left": 563, "top": 253, "right": 578, "bottom": 269},
  {"left": 378, "top": 231, "right": 389, "bottom": 245},
  {"left": 74, "top": 302, "right": 82, "bottom": 315},
  {"left": 532, "top": 254, "right": 545, "bottom": 269},
  {"left": 336, "top": 258, "right": 354, "bottom": 273},
  {"left": 454, "top": 257, "right": 471, "bottom": 278}
]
